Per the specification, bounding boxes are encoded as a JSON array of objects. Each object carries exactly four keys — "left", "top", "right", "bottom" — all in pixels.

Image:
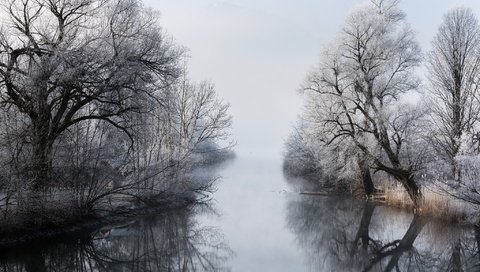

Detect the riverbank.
[
  {"left": 0, "top": 150, "right": 235, "bottom": 249},
  {"left": 287, "top": 172, "right": 478, "bottom": 226},
  {"left": 297, "top": 188, "right": 477, "bottom": 228},
  {"left": 0, "top": 193, "right": 200, "bottom": 249}
]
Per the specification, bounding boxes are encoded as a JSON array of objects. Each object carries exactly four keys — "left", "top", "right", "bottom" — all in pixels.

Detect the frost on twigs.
[{"left": 0, "top": 0, "right": 233, "bottom": 228}]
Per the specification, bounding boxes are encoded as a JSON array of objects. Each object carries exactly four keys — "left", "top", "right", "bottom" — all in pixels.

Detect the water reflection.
[
  {"left": 287, "top": 195, "right": 480, "bottom": 271},
  {"left": 0, "top": 205, "right": 233, "bottom": 272}
]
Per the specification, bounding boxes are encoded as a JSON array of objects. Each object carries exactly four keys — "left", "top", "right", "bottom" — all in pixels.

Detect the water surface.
[{"left": 0, "top": 155, "right": 478, "bottom": 271}]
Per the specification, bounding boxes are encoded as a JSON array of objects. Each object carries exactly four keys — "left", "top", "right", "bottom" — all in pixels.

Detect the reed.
[{"left": 383, "top": 186, "right": 470, "bottom": 223}]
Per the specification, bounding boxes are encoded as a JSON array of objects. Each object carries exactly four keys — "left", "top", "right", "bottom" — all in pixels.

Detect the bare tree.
[
  {"left": 301, "top": 0, "right": 424, "bottom": 205},
  {"left": 426, "top": 7, "right": 480, "bottom": 180},
  {"left": 0, "top": 0, "right": 183, "bottom": 190},
  {"left": 131, "top": 77, "right": 233, "bottom": 194}
]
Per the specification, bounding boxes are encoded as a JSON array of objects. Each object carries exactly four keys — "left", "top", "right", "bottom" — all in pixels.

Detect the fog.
[
  {"left": 143, "top": 0, "right": 480, "bottom": 159},
  {"left": 2, "top": 1, "right": 480, "bottom": 270}
]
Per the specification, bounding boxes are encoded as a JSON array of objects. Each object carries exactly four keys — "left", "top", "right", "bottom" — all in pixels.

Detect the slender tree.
[{"left": 426, "top": 7, "right": 480, "bottom": 180}]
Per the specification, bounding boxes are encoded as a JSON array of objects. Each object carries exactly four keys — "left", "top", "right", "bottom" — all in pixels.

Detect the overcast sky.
[{"left": 143, "top": 0, "right": 480, "bottom": 159}]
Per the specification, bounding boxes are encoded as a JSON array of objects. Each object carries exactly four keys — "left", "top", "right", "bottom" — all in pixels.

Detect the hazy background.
[
  {"left": 143, "top": 0, "right": 480, "bottom": 159},
  {"left": 139, "top": 1, "right": 480, "bottom": 269}
]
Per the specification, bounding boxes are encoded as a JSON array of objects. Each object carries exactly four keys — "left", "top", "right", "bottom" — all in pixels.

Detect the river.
[{"left": 0, "top": 155, "right": 478, "bottom": 271}]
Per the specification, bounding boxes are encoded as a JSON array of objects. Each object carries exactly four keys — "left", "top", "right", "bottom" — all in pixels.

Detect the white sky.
[{"left": 143, "top": 0, "right": 480, "bottom": 159}]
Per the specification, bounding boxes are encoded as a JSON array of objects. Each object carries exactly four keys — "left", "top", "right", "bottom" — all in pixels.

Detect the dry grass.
[{"left": 383, "top": 186, "right": 470, "bottom": 223}]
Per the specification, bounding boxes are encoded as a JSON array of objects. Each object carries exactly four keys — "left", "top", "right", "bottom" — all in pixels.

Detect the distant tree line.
[
  {"left": 0, "top": 0, "right": 232, "bottom": 226},
  {"left": 284, "top": 0, "right": 480, "bottom": 207}
]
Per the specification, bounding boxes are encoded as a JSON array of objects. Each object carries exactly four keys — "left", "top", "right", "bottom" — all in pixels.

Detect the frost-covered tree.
[
  {"left": 0, "top": 0, "right": 183, "bottom": 190},
  {"left": 426, "top": 7, "right": 480, "bottom": 180},
  {"left": 284, "top": 100, "right": 373, "bottom": 195},
  {"left": 131, "top": 77, "right": 232, "bottom": 194},
  {"left": 0, "top": 0, "right": 233, "bottom": 221},
  {"left": 298, "top": 0, "right": 425, "bottom": 205}
]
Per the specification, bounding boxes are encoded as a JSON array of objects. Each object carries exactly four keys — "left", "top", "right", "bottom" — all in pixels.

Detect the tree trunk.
[
  {"left": 399, "top": 174, "right": 422, "bottom": 207},
  {"left": 358, "top": 159, "right": 375, "bottom": 196},
  {"left": 450, "top": 239, "right": 462, "bottom": 272},
  {"left": 363, "top": 215, "right": 427, "bottom": 272},
  {"left": 383, "top": 216, "right": 427, "bottom": 272},
  {"left": 25, "top": 250, "right": 47, "bottom": 272},
  {"left": 383, "top": 166, "right": 422, "bottom": 207},
  {"left": 453, "top": 159, "right": 461, "bottom": 183},
  {"left": 474, "top": 223, "right": 480, "bottom": 255},
  {"left": 30, "top": 114, "right": 53, "bottom": 191},
  {"left": 353, "top": 202, "right": 376, "bottom": 251}
]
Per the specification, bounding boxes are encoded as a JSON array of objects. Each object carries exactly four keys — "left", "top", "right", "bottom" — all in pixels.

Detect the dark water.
[
  {"left": 0, "top": 156, "right": 479, "bottom": 271},
  {"left": 0, "top": 207, "right": 232, "bottom": 271}
]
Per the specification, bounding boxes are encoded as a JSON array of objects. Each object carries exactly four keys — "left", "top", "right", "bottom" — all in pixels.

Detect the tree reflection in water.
[
  {"left": 287, "top": 195, "right": 480, "bottom": 271},
  {"left": 0, "top": 206, "right": 233, "bottom": 272}
]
